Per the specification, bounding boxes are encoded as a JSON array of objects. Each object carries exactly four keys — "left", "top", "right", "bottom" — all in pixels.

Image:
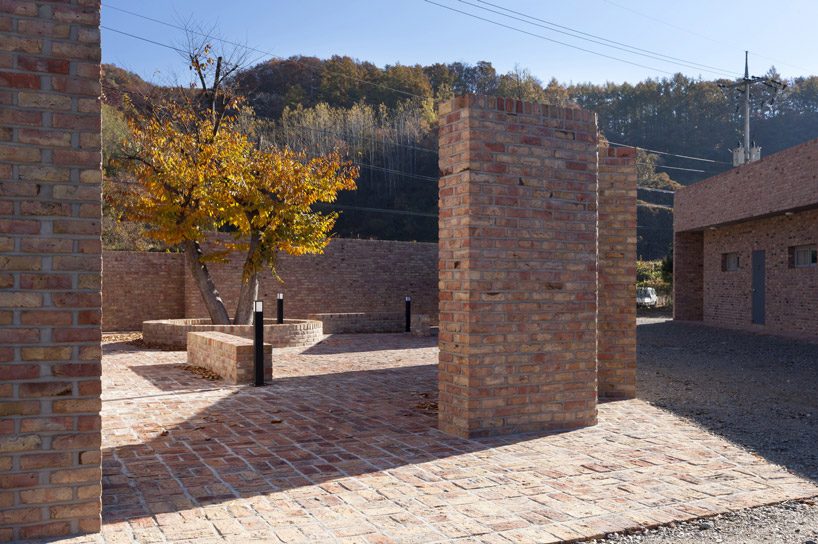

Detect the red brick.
[
  {"left": 19, "top": 382, "right": 73, "bottom": 398},
  {"left": 0, "top": 364, "right": 39, "bottom": 380},
  {"left": 0, "top": 71, "right": 40, "bottom": 89},
  {"left": 52, "top": 327, "right": 101, "bottom": 343},
  {"left": 18, "top": 522, "right": 72, "bottom": 540},
  {"left": 17, "top": 56, "right": 70, "bottom": 74}
]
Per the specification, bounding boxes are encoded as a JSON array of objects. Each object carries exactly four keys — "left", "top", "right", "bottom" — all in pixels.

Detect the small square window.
[
  {"left": 722, "top": 252, "right": 740, "bottom": 272},
  {"left": 792, "top": 245, "right": 817, "bottom": 268}
]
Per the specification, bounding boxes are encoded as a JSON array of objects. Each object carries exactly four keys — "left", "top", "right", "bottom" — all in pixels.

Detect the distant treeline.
[{"left": 102, "top": 56, "right": 818, "bottom": 252}]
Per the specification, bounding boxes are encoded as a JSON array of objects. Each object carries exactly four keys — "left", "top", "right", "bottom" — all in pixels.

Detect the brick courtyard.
[{"left": 37, "top": 331, "right": 818, "bottom": 544}]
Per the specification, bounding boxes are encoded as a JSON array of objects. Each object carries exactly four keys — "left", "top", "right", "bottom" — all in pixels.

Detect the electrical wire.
[
  {"left": 608, "top": 140, "right": 730, "bottom": 164},
  {"left": 315, "top": 203, "right": 438, "bottom": 218},
  {"left": 423, "top": 0, "right": 678, "bottom": 76},
  {"left": 274, "top": 123, "right": 439, "bottom": 154},
  {"left": 460, "top": 0, "right": 737, "bottom": 78},
  {"left": 102, "top": 4, "right": 426, "bottom": 100},
  {"left": 601, "top": 0, "right": 816, "bottom": 76}
]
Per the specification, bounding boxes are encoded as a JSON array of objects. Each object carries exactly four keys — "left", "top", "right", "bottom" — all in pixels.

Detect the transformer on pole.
[{"left": 719, "top": 51, "right": 786, "bottom": 166}]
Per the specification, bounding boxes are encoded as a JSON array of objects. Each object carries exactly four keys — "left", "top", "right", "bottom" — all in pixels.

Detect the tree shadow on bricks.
[
  {"left": 102, "top": 362, "right": 481, "bottom": 522},
  {"left": 636, "top": 319, "right": 818, "bottom": 484}
]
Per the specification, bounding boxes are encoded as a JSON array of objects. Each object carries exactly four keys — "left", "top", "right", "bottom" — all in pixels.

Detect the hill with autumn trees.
[{"left": 101, "top": 57, "right": 818, "bottom": 258}]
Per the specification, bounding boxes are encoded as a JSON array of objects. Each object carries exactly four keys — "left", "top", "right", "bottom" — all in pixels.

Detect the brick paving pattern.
[{"left": 35, "top": 333, "right": 818, "bottom": 543}]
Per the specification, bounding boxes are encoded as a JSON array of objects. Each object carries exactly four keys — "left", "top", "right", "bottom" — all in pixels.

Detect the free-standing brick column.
[
  {"left": 673, "top": 230, "right": 704, "bottom": 321},
  {"left": 0, "top": 1, "right": 102, "bottom": 540},
  {"left": 597, "top": 145, "right": 637, "bottom": 399},
  {"left": 438, "top": 96, "right": 599, "bottom": 438}
]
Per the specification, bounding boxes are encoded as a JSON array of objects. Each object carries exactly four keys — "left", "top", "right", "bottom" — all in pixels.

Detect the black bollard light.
[
  {"left": 405, "top": 295, "right": 412, "bottom": 333},
  {"left": 253, "top": 300, "right": 264, "bottom": 386},
  {"left": 276, "top": 292, "right": 284, "bottom": 324}
]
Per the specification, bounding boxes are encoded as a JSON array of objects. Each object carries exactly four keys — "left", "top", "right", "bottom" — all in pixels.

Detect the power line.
[
  {"left": 354, "top": 163, "right": 438, "bottom": 182},
  {"left": 100, "top": 82, "right": 441, "bottom": 184},
  {"left": 608, "top": 140, "right": 730, "bottom": 164},
  {"left": 100, "top": 25, "right": 189, "bottom": 55},
  {"left": 274, "top": 123, "right": 439, "bottom": 154},
  {"left": 653, "top": 165, "right": 706, "bottom": 174},
  {"left": 102, "top": 4, "right": 426, "bottom": 100},
  {"left": 425, "top": 0, "right": 683, "bottom": 76},
  {"left": 637, "top": 186, "right": 675, "bottom": 194},
  {"left": 316, "top": 203, "right": 438, "bottom": 218},
  {"left": 461, "top": 0, "right": 736, "bottom": 78},
  {"left": 600, "top": 0, "right": 816, "bottom": 76}
]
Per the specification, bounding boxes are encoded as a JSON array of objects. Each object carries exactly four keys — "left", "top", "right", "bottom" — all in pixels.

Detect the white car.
[{"left": 637, "top": 287, "right": 658, "bottom": 308}]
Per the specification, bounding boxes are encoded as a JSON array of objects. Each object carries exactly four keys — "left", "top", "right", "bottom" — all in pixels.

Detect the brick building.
[{"left": 674, "top": 137, "right": 818, "bottom": 340}]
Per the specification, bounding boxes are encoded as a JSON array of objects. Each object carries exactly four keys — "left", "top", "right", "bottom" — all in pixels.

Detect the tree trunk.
[
  {"left": 233, "top": 232, "right": 260, "bottom": 325},
  {"left": 183, "top": 239, "right": 231, "bottom": 325}
]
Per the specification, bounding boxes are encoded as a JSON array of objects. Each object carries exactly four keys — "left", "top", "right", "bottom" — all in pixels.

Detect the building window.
[
  {"left": 791, "top": 245, "right": 817, "bottom": 268},
  {"left": 722, "top": 252, "right": 740, "bottom": 272}
]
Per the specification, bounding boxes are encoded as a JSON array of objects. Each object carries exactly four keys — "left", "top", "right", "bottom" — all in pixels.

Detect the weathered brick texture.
[
  {"left": 142, "top": 318, "right": 323, "bottom": 350},
  {"left": 675, "top": 137, "right": 818, "bottom": 232},
  {"left": 186, "top": 331, "right": 272, "bottom": 384},
  {"left": 673, "top": 231, "right": 704, "bottom": 321},
  {"left": 674, "top": 138, "right": 818, "bottom": 339},
  {"left": 101, "top": 251, "right": 184, "bottom": 331},
  {"left": 184, "top": 238, "right": 438, "bottom": 321},
  {"left": 0, "top": 1, "right": 102, "bottom": 540},
  {"left": 700, "top": 209, "right": 818, "bottom": 338},
  {"left": 438, "top": 95, "right": 602, "bottom": 438},
  {"left": 306, "top": 312, "right": 405, "bottom": 334},
  {"left": 598, "top": 145, "right": 637, "bottom": 399}
]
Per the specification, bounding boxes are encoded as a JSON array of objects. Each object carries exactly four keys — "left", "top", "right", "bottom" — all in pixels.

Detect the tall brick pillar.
[
  {"left": 673, "top": 230, "right": 704, "bottom": 321},
  {"left": 0, "top": 1, "right": 103, "bottom": 540},
  {"left": 597, "top": 145, "right": 637, "bottom": 399},
  {"left": 438, "top": 96, "right": 599, "bottom": 438}
]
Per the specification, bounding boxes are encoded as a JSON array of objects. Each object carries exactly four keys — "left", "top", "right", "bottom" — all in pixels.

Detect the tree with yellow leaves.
[{"left": 119, "top": 42, "right": 357, "bottom": 325}]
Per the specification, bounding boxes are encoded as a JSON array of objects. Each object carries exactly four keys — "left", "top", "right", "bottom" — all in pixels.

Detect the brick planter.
[{"left": 142, "top": 318, "right": 323, "bottom": 350}]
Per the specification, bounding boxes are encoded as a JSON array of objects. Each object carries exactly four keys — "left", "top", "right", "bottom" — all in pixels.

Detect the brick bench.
[
  {"left": 186, "top": 332, "right": 272, "bottom": 385},
  {"left": 410, "top": 314, "right": 439, "bottom": 337}
]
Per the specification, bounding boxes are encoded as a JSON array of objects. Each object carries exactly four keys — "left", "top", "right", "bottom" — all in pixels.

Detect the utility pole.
[{"left": 719, "top": 51, "right": 786, "bottom": 166}]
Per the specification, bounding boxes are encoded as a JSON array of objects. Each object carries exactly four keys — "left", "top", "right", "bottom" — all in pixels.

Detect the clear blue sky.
[{"left": 101, "top": 0, "right": 818, "bottom": 87}]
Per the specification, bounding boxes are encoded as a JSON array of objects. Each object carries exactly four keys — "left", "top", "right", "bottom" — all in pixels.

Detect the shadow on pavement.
[{"left": 637, "top": 319, "right": 818, "bottom": 484}]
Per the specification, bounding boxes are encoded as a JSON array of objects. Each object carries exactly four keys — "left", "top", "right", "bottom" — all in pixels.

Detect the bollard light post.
[
  {"left": 254, "top": 300, "right": 264, "bottom": 386},
  {"left": 405, "top": 296, "right": 412, "bottom": 333},
  {"left": 277, "top": 292, "right": 284, "bottom": 324}
]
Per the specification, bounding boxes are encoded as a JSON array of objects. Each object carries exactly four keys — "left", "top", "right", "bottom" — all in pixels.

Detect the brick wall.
[
  {"left": 701, "top": 209, "right": 818, "bottom": 338},
  {"left": 101, "top": 251, "right": 184, "bottom": 331},
  {"left": 673, "top": 231, "right": 704, "bottom": 321},
  {"left": 0, "top": 1, "right": 102, "bottom": 540},
  {"left": 675, "top": 137, "right": 818, "bottom": 232},
  {"left": 598, "top": 145, "right": 637, "bottom": 399},
  {"left": 438, "top": 95, "right": 601, "bottom": 438},
  {"left": 184, "top": 238, "right": 437, "bottom": 321}
]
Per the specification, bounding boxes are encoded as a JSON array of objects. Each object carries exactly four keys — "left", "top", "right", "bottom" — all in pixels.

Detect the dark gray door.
[{"left": 752, "top": 250, "right": 765, "bottom": 325}]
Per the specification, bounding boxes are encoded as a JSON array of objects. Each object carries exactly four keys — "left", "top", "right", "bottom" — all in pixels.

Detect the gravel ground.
[{"left": 588, "top": 315, "right": 818, "bottom": 543}]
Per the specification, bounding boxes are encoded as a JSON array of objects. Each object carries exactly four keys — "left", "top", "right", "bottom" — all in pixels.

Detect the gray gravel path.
[{"left": 587, "top": 316, "right": 818, "bottom": 543}]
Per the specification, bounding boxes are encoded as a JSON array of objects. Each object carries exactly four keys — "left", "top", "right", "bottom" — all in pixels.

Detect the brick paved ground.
[{"left": 32, "top": 332, "right": 818, "bottom": 544}]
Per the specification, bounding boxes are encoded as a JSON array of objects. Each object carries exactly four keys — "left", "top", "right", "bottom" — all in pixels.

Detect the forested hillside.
[{"left": 102, "top": 57, "right": 818, "bottom": 258}]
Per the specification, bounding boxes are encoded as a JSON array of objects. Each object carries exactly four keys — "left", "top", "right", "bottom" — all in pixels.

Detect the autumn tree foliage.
[{"left": 117, "top": 43, "right": 357, "bottom": 325}]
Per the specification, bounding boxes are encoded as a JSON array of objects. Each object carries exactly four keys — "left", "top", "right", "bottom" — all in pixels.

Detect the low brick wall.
[
  {"left": 186, "top": 238, "right": 438, "bottom": 320},
  {"left": 102, "top": 251, "right": 184, "bottom": 331},
  {"left": 187, "top": 332, "right": 272, "bottom": 384},
  {"left": 143, "top": 319, "right": 323, "bottom": 350},
  {"left": 101, "top": 239, "right": 438, "bottom": 332},
  {"left": 307, "top": 312, "right": 405, "bottom": 334}
]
